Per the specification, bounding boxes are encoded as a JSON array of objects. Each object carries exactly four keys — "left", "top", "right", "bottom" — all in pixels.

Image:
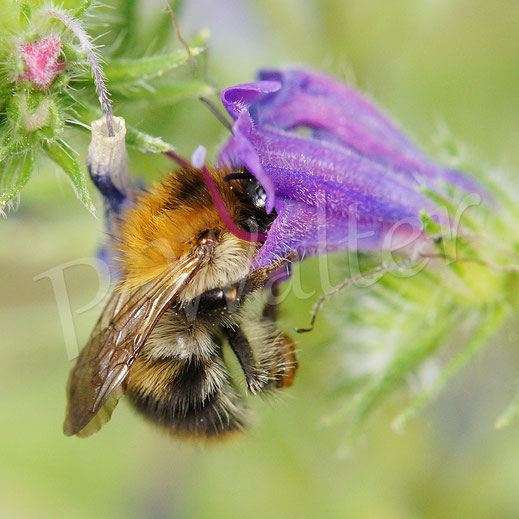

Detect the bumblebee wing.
[{"left": 64, "top": 254, "right": 207, "bottom": 437}]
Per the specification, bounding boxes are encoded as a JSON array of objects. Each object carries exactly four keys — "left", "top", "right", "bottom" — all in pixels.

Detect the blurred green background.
[{"left": 2, "top": 1, "right": 519, "bottom": 517}]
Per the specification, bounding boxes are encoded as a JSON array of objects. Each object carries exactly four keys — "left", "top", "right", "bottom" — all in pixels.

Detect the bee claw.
[{"left": 246, "top": 372, "right": 267, "bottom": 394}]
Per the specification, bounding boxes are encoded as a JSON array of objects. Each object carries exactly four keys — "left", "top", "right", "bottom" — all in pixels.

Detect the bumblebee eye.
[
  {"left": 245, "top": 177, "right": 267, "bottom": 211},
  {"left": 224, "top": 170, "right": 266, "bottom": 210}
]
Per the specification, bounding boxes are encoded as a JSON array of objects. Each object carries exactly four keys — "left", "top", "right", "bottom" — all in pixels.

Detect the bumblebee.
[{"left": 64, "top": 167, "right": 297, "bottom": 439}]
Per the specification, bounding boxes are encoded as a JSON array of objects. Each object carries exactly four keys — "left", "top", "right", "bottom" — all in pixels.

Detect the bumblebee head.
[{"left": 115, "top": 167, "right": 271, "bottom": 299}]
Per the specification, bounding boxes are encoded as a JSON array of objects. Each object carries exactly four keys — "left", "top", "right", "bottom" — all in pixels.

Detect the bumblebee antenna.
[{"left": 199, "top": 97, "right": 234, "bottom": 133}]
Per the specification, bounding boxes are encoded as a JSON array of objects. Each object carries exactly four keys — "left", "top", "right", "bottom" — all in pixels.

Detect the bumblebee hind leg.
[
  {"left": 268, "top": 331, "right": 298, "bottom": 388},
  {"left": 240, "top": 282, "right": 298, "bottom": 391}
]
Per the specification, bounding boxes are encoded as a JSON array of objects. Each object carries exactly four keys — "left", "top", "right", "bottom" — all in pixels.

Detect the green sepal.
[
  {"left": 125, "top": 126, "right": 173, "bottom": 153},
  {"left": 104, "top": 47, "right": 204, "bottom": 84},
  {"left": 393, "top": 304, "right": 506, "bottom": 431},
  {"left": 338, "top": 309, "right": 460, "bottom": 452},
  {"left": 112, "top": 80, "right": 214, "bottom": 103},
  {"left": 42, "top": 140, "right": 95, "bottom": 214},
  {"left": 73, "top": 0, "right": 93, "bottom": 18},
  {"left": 0, "top": 151, "right": 34, "bottom": 211},
  {"left": 0, "top": 138, "right": 33, "bottom": 163}
]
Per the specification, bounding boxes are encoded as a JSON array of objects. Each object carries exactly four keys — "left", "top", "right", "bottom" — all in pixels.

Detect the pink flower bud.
[{"left": 18, "top": 34, "right": 64, "bottom": 90}]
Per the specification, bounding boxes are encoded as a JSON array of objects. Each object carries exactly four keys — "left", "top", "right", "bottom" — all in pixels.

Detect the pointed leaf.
[
  {"left": 0, "top": 152, "right": 34, "bottom": 211},
  {"left": 125, "top": 126, "right": 173, "bottom": 154},
  {"left": 112, "top": 80, "right": 214, "bottom": 103},
  {"left": 496, "top": 385, "right": 519, "bottom": 429},
  {"left": 393, "top": 304, "right": 505, "bottom": 431},
  {"left": 42, "top": 140, "right": 95, "bottom": 214},
  {"left": 345, "top": 310, "right": 459, "bottom": 443},
  {"left": 104, "top": 47, "right": 204, "bottom": 84}
]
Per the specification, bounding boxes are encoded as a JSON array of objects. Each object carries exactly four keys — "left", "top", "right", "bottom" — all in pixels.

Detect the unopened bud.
[{"left": 17, "top": 34, "right": 64, "bottom": 90}]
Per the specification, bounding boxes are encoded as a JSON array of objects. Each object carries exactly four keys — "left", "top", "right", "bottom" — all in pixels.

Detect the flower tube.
[{"left": 219, "top": 68, "right": 485, "bottom": 269}]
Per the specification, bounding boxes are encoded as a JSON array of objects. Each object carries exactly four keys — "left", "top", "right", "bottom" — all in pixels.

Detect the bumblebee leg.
[
  {"left": 224, "top": 325, "right": 265, "bottom": 393},
  {"left": 260, "top": 283, "right": 298, "bottom": 388},
  {"left": 262, "top": 282, "right": 280, "bottom": 321},
  {"left": 271, "top": 332, "right": 298, "bottom": 388},
  {"left": 196, "top": 278, "right": 255, "bottom": 316},
  {"left": 193, "top": 262, "right": 291, "bottom": 319}
]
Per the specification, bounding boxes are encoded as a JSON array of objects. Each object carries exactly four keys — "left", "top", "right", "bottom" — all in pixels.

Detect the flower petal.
[
  {"left": 252, "top": 199, "right": 423, "bottom": 269},
  {"left": 230, "top": 68, "right": 483, "bottom": 195},
  {"left": 219, "top": 68, "right": 484, "bottom": 268},
  {"left": 221, "top": 80, "right": 281, "bottom": 120},
  {"left": 221, "top": 112, "right": 438, "bottom": 267},
  {"left": 219, "top": 110, "right": 277, "bottom": 213}
]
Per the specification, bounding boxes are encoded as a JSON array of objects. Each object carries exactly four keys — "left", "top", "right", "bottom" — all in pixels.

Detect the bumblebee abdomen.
[{"left": 127, "top": 354, "right": 248, "bottom": 438}]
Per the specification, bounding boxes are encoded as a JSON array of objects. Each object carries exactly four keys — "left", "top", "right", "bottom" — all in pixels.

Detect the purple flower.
[{"left": 219, "top": 68, "right": 484, "bottom": 269}]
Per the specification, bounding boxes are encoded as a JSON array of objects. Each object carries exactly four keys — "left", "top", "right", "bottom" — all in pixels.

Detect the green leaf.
[
  {"left": 0, "top": 139, "right": 33, "bottom": 163},
  {"left": 344, "top": 309, "right": 460, "bottom": 446},
  {"left": 19, "top": 1, "right": 31, "bottom": 26},
  {"left": 125, "top": 126, "right": 173, "bottom": 154},
  {"left": 72, "top": 0, "right": 93, "bottom": 17},
  {"left": 104, "top": 47, "right": 204, "bottom": 84},
  {"left": 496, "top": 385, "right": 519, "bottom": 429},
  {"left": 0, "top": 151, "right": 34, "bottom": 211},
  {"left": 42, "top": 140, "right": 95, "bottom": 214},
  {"left": 393, "top": 304, "right": 506, "bottom": 431},
  {"left": 111, "top": 0, "right": 138, "bottom": 58},
  {"left": 112, "top": 80, "right": 214, "bottom": 103}
]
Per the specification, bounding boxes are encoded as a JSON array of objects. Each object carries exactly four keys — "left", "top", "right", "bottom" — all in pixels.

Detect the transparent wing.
[{"left": 64, "top": 253, "right": 208, "bottom": 437}]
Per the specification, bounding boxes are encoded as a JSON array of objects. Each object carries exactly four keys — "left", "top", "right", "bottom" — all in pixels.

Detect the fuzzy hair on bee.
[{"left": 64, "top": 165, "right": 297, "bottom": 439}]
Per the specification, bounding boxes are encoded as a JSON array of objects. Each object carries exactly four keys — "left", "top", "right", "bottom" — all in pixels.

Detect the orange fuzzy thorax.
[{"left": 116, "top": 167, "right": 256, "bottom": 290}]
